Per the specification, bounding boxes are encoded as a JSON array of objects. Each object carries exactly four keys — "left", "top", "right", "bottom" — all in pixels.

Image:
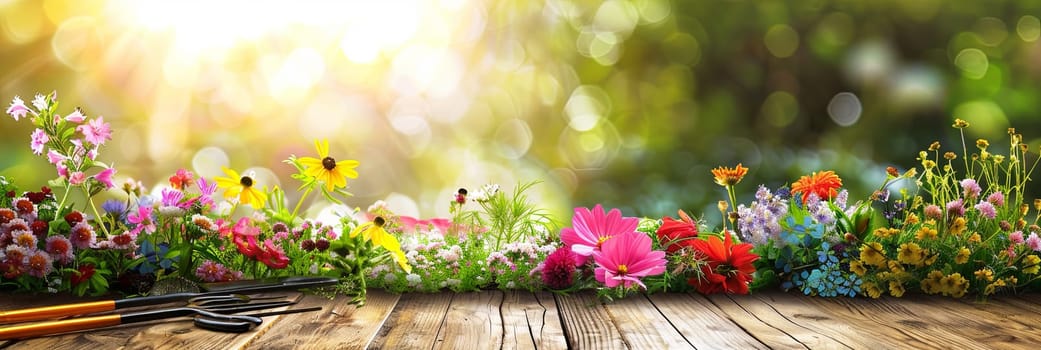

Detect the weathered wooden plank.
[
  {"left": 857, "top": 294, "right": 1039, "bottom": 349},
  {"left": 554, "top": 292, "right": 627, "bottom": 349},
  {"left": 938, "top": 295, "right": 1041, "bottom": 346},
  {"left": 501, "top": 291, "right": 567, "bottom": 350},
  {"left": 433, "top": 291, "right": 504, "bottom": 349},
  {"left": 368, "top": 292, "right": 452, "bottom": 349},
  {"left": 244, "top": 289, "right": 400, "bottom": 349},
  {"left": 647, "top": 293, "right": 767, "bottom": 349},
  {"left": 602, "top": 294, "right": 692, "bottom": 349},
  {"left": 705, "top": 293, "right": 822, "bottom": 349},
  {"left": 794, "top": 293, "right": 985, "bottom": 350}
]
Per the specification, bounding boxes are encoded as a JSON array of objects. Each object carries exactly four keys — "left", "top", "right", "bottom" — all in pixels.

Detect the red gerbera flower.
[
  {"left": 71, "top": 264, "right": 95, "bottom": 286},
  {"left": 656, "top": 210, "right": 698, "bottom": 253},
  {"left": 688, "top": 232, "right": 758, "bottom": 295},
  {"left": 790, "top": 170, "right": 843, "bottom": 203}
]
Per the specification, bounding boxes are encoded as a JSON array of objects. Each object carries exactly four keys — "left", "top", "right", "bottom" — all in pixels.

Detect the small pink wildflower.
[
  {"left": 30, "top": 129, "right": 48, "bottom": 155},
  {"left": 94, "top": 168, "right": 116, "bottom": 189},
  {"left": 1011, "top": 231, "right": 1025, "bottom": 244},
  {"left": 64, "top": 108, "right": 85, "bottom": 123},
  {"left": 974, "top": 201, "right": 997, "bottom": 220},
  {"left": 77, "top": 116, "right": 112, "bottom": 146},
  {"left": 987, "top": 192, "right": 1005, "bottom": 207},
  {"left": 45, "top": 236, "right": 74, "bottom": 265},
  {"left": 69, "top": 172, "right": 86, "bottom": 185},
  {"left": 6, "top": 96, "right": 29, "bottom": 120},
  {"left": 1027, "top": 232, "right": 1041, "bottom": 252}
]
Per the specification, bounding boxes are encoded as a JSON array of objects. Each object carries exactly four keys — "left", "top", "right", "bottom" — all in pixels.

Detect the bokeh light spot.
[
  {"left": 953, "top": 100, "right": 1009, "bottom": 136},
  {"left": 565, "top": 86, "right": 611, "bottom": 131},
  {"left": 974, "top": 17, "right": 1008, "bottom": 47},
  {"left": 954, "top": 48, "right": 989, "bottom": 79},
  {"left": 1018, "top": 16, "right": 1041, "bottom": 42},
  {"left": 827, "top": 92, "right": 862, "bottom": 127},
  {"left": 663, "top": 32, "right": 701, "bottom": 66},
  {"left": 761, "top": 91, "right": 798, "bottom": 127},
  {"left": 764, "top": 24, "right": 799, "bottom": 58},
  {"left": 51, "top": 16, "right": 103, "bottom": 71},
  {"left": 634, "top": 0, "right": 671, "bottom": 25},
  {"left": 494, "top": 119, "right": 533, "bottom": 160},
  {"left": 192, "top": 147, "right": 231, "bottom": 180}
]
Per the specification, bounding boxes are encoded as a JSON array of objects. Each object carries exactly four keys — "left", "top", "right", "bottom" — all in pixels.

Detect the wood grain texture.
[
  {"left": 433, "top": 290, "right": 505, "bottom": 350},
  {"left": 704, "top": 293, "right": 809, "bottom": 349},
  {"left": 368, "top": 292, "right": 452, "bottom": 349},
  {"left": 500, "top": 291, "right": 567, "bottom": 350},
  {"left": 245, "top": 290, "right": 400, "bottom": 350},
  {"left": 794, "top": 293, "right": 985, "bottom": 350},
  {"left": 602, "top": 294, "right": 691, "bottom": 349},
  {"left": 647, "top": 293, "right": 767, "bottom": 349},
  {"left": 554, "top": 292, "right": 627, "bottom": 349}
]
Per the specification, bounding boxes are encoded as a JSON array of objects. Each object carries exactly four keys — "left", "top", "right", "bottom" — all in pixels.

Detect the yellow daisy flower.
[
  {"left": 350, "top": 216, "right": 412, "bottom": 273},
  {"left": 214, "top": 167, "right": 267, "bottom": 208},
  {"left": 298, "top": 140, "right": 359, "bottom": 192}
]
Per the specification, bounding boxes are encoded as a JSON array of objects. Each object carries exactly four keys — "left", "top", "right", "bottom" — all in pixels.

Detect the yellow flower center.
[
  {"left": 374, "top": 216, "right": 386, "bottom": 227},
  {"left": 322, "top": 157, "right": 337, "bottom": 170},
  {"left": 617, "top": 264, "right": 628, "bottom": 274},
  {"left": 596, "top": 235, "right": 611, "bottom": 249},
  {"left": 239, "top": 176, "right": 253, "bottom": 187}
]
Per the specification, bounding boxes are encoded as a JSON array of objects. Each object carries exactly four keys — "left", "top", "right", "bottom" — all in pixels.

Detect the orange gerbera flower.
[
  {"left": 791, "top": 170, "right": 843, "bottom": 203},
  {"left": 711, "top": 164, "right": 748, "bottom": 187}
]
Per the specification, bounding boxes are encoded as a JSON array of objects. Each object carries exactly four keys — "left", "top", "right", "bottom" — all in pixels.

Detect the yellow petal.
[
  {"left": 314, "top": 139, "right": 329, "bottom": 158},
  {"left": 298, "top": 157, "right": 322, "bottom": 168},
  {"left": 394, "top": 251, "right": 412, "bottom": 273},
  {"left": 221, "top": 167, "right": 240, "bottom": 179},
  {"left": 304, "top": 166, "right": 325, "bottom": 178},
  {"left": 223, "top": 186, "right": 242, "bottom": 199},
  {"left": 214, "top": 176, "right": 239, "bottom": 189},
  {"left": 349, "top": 223, "right": 372, "bottom": 239}
]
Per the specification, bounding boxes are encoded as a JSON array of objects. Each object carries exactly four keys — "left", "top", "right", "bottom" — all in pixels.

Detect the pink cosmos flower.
[
  {"left": 94, "top": 168, "right": 116, "bottom": 189},
  {"left": 560, "top": 204, "right": 639, "bottom": 257},
  {"left": 64, "top": 108, "right": 85, "bottom": 123},
  {"left": 593, "top": 232, "right": 667, "bottom": 289},
  {"left": 128, "top": 205, "right": 156, "bottom": 236},
  {"left": 7, "top": 96, "right": 29, "bottom": 120},
  {"left": 46, "top": 150, "right": 65, "bottom": 165},
  {"left": 77, "top": 116, "right": 112, "bottom": 146},
  {"left": 30, "top": 129, "right": 48, "bottom": 155}
]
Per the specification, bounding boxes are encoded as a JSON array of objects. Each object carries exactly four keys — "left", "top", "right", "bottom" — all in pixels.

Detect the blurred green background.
[{"left": 2, "top": 0, "right": 1040, "bottom": 225}]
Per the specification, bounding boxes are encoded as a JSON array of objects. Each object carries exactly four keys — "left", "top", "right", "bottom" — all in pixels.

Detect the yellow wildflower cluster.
[
  {"left": 863, "top": 282, "right": 883, "bottom": 298},
  {"left": 914, "top": 226, "right": 937, "bottom": 240},
  {"left": 954, "top": 247, "right": 971, "bottom": 264},
  {"left": 860, "top": 242, "right": 887, "bottom": 267},
  {"left": 896, "top": 242, "right": 935, "bottom": 267},
  {"left": 949, "top": 217, "right": 967, "bottom": 236},
  {"left": 921, "top": 270, "right": 968, "bottom": 298},
  {"left": 1024, "top": 255, "right": 1041, "bottom": 275},
  {"left": 872, "top": 227, "right": 901, "bottom": 239}
]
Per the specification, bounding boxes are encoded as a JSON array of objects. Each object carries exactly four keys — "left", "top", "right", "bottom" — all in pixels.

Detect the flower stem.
[
  {"left": 290, "top": 186, "right": 315, "bottom": 222},
  {"left": 85, "top": 188, "right": 110, "bottom": 236}
]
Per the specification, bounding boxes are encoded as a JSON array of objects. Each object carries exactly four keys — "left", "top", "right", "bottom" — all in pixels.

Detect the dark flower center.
[
  {"left": 374, "top": 216, "right": 386, "bottom": 227},
  {"left": 240, "top": 176, "right": 253, "bottom": 187},
  {"left": 322, "top": 157, "right": 337, "bottom": 170}
]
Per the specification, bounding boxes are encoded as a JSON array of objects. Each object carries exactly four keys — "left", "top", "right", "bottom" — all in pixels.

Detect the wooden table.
[{"left": 2, "top": 289, "right": 1040, "bottom": 349}]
